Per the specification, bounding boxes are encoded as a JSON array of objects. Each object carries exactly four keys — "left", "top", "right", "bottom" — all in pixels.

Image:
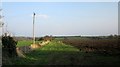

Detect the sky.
[
  {"left": 0, "top": 2, "right": 118, "bottom": 37},
  {"left": 1, "top": 0, "right": 120, "bottom": 2}
]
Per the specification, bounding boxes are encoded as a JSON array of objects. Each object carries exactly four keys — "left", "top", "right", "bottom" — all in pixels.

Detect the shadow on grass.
[{"left": 6, "top": 50, "right": 120, "bottom": 66}]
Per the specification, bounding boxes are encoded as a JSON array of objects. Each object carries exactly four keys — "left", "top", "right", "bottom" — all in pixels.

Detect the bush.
[
  {"left": 2, "top": 33, "right": 18, "bottom": 57},
  {"left": 38, "top": 35, "right": 53, "bottom": 41}
]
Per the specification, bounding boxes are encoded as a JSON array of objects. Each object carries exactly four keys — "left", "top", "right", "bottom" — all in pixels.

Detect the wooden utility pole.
[{"left": 33, "top": 12, "right": 35, "bottom": 44}]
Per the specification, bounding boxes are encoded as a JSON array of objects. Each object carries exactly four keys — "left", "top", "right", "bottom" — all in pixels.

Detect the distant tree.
[
  {"left": 37, "top": 35, "right": 53, "bottom": 41},
  {"left": 38, "top": 37, "right": 43, "bottom": 41},
  {"left": 43, "top": 35, "right": 53, "bottom": 41},
  {"left": 113, "top": 34, "right": 118, "bottom": 38},
  {"left": 108, "top": 34, "right": 114, "bottom": 39},
  {"left": 118, "top": 35, "right": 120, "bottom": 39}
]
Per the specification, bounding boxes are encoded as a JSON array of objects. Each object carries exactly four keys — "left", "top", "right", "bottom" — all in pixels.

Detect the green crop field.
[
  {"left": 17, "top": 40, "right": 41, "bottom": 47},
  {"left": 17, "top": 40, "right": 32, "bottom": 47}
]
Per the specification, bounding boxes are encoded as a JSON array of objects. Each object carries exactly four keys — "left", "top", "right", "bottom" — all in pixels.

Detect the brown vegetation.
[
  {"left": 38, "top": 35, "right": 53, "bottom": 41},
  {"left": 62, "top": 37, "right": 120, "bottom": 55}
]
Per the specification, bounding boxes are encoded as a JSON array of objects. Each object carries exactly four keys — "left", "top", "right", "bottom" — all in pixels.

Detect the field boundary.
[{"left": 16, "top": 40, "right": 50, "bottom": 57}]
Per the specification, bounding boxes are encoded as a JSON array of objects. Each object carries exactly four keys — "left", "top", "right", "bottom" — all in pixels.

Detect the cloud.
[
  {"left": 31, "top": 14, "right": 49, "bottom": 19},
  {"left": 37, "top": 14, "right": 49, "bottom": 19}
]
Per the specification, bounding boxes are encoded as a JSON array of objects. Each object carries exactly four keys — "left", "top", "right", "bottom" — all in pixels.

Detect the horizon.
[
  {"left": 0, "top": 2, "right": 118, "bottom": 37},
  {"left": 2, "top": 34, "right": 118, "bottom": 38}
]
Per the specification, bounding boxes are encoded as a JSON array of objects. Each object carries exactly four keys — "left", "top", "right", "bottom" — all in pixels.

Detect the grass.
[
  {"left": 7, "top": 40, "right": 120, "bottom": 65},
  {"left": 17, "top": 40, "right": 41, "bottom": 47},
  {"left": 11, "top": 41, "right": 80, "bottom": 65},
  {"left": 39, "top": 41, "right": 79, "bottom": 51}
]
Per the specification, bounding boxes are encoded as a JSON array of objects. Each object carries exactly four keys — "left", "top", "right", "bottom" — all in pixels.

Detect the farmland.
[
  {"left": 62, "top": 36, "right": 120, "bottom": 55},
  {"left": 17, "top": 40, "right": 40, "bottom": 47},
  {"left": 3, "top": 36, "right": 120, "bottom": 66}
]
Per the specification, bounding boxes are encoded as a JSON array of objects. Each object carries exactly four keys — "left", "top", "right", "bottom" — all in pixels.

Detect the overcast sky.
[{"left": 1, "top": 2, "right": 118, "bottom": 37}]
